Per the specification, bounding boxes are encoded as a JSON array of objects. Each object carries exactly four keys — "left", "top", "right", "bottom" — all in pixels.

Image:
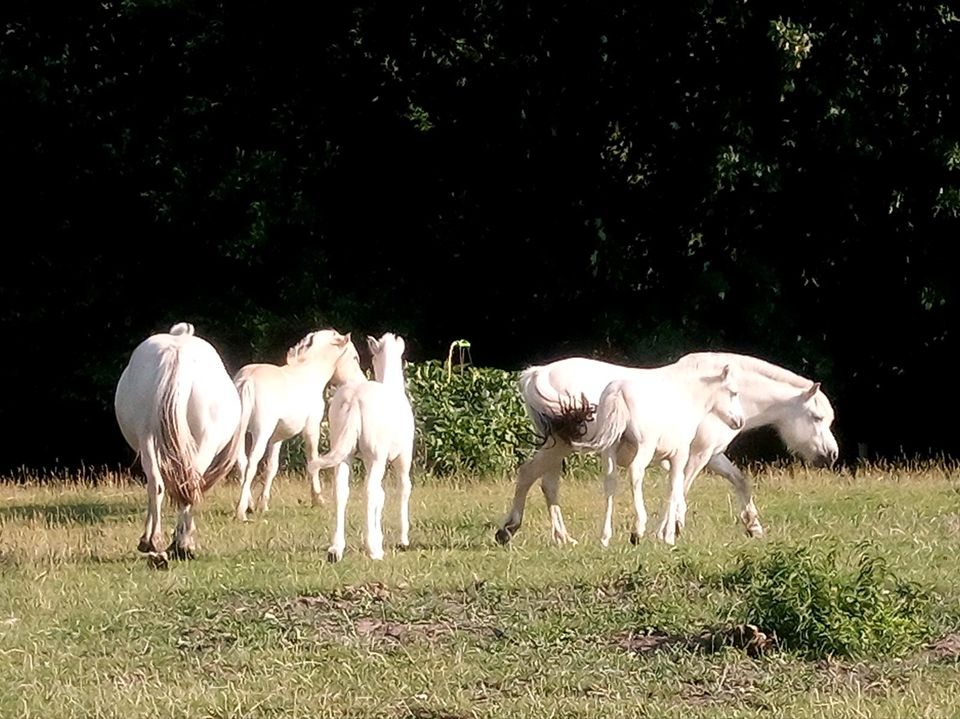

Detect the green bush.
[
  {"left": 724, "top": 541, "right": 932, "bottom": 659},
  {"left": 405, "top": 360, "right": 535, "bottom": 476}
]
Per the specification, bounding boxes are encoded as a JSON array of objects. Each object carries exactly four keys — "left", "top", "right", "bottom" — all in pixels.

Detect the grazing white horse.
[
  {"left": 564, "top": 364, "right": 744, "bottom": 546},
  {"left": 233, "top": 329, "right": 356, "bottom": 520},
  {"left": 309, "top": 333, "right": 415, "bottom": 562},
  {"left": 114, "top": 323, "right": 242, "bottom": 560},
  {"left": 496, "top": 351, "right": 838, "bottom": 546}
]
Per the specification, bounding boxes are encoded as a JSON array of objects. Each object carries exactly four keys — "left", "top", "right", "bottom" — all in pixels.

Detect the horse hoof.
[
  {"left": 494, "top": 528, "right": 513, "bottom": 545},
  {"left": 146, "top": 551, "right": 169, "bottom": 570},
  {"left": 395, "top": 542, "right": 410, "bottom": 552},
  {"left": 629, "top": 531, "right": 642, "bottom": 545},
  {"left": 327, "top": 548, "right": 343, "bottom": 563},
  {"left": 137, "top": 537, "right": 160, "bottom": 554},
  {"left": 311, "top": 494, "right": 325, "bottom": 507},
  {"left": 166, "top": 543, "right": 195, "bottom": 561}
]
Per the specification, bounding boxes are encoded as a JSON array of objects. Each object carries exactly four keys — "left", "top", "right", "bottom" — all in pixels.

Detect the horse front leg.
[
  {"left": 707, "top": 453, "right": 763, "bottom": 538},
  {"left": 495, "top": 443, "right": 568, "bottom": 545},
  {"left": 657, "top": 449, "right": 690, "bottom": 546},
  {"left": 303, "top": 419, "right": 325, "bottom": 507},
  {"left": 628, "top": 444, "right": 657, "bottom": 545},
  {"left": 394, "top": 450, "right": 413, "bottom": 550}
]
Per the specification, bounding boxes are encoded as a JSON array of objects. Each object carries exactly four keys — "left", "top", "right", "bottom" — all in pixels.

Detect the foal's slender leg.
[
  {"left": 495, "top": 443, "right": 569, "bottom": 545},
  {"left": 394, "top": 451, "right": 413, "bottom": 549},
  {"left": 628, "top": 444, "right": 657, "bottom": 544},
  {"left": 599, "top": 450, "right": 618, "bottom": 548},
  {"left": 303, "top": 419, "right": 325, "bottom": 507},
  {"left": 255, "top": 441, "right": 282, "bottom": 512},
  {"left": 364, "top": 458, "right": 388, "bottom": 560},
  {"left": 138, "top": 437, "right": 164, "bottom": 554},
  {"left": 327, "top": 461, "right": 351, "bottom": 563},
  {"left": 657, "top": 448, "right": 690, "bottom": 546},
  {"left": 706, "top": 453, "right": 764, "bottom": 537},
  {"left": 235, "top": 431, "right": 269, "bottom": 520}
]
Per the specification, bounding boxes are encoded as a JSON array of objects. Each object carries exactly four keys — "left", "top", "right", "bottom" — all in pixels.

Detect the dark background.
[{"left": 2, "top": 1, "right": 957, "bottom": 473}]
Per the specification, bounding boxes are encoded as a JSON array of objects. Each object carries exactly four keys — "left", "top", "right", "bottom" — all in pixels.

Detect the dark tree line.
[{"left": 1, "top": 1, "right": 958, "bottom": 473}]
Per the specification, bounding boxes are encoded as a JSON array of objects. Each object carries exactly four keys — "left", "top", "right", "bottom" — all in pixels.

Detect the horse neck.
[
  {"left": 285, "top": 357, "right": 338, "bottom": 387},
  {"left": 375, "top": 361, "right": 406, "bottom": 393},
  {"left": 736, "top": 372, "right": 806, "bottom": 427}
]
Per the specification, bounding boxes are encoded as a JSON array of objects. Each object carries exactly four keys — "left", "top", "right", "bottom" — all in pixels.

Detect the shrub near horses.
[{"left": 114, "top": 323, "right": 242, "bottom": 563}]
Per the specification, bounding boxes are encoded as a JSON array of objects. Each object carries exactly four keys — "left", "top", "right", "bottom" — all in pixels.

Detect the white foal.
[
  {"left": 309, "top": 333, "right": 415, "bottom": 562},
  {"left": 582, "top": 365, "right": 744, "bottom": 546},
  {"left": 233, "top": 329, "right": 355, "bottom": 520}
]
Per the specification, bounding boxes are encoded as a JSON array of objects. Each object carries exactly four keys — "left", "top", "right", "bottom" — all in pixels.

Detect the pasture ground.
[{"left": 1, "top": 462, "right": 959, "bottom": 718}]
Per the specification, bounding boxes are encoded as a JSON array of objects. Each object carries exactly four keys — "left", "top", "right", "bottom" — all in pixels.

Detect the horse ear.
[
  {"left": 367, "top": 335, "right": 381, "bottom": 354},
  {"left": 720, "top": 364, "right": 731, "bottom": 381},
  {"left": 803, "top": 382, "right": 821, "bottom": 400},
  {"left": 338, "top": 332, "right": 351, "bottom": 347}
]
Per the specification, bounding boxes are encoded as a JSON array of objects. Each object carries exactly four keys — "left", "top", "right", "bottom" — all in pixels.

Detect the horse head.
[
  {"left": 711, "top": 364, "right": 745, "bottom": 431},
  {"left": 329, "top": 338, "right": 365, "bottom": 387},
  {"left": 367, "top": 333, "right": 406, "bottom": 385},
  {"left": 285, "top": 329, "right": 352, "bottom": 366},
  {"left": 775, "top": 382, "right": 839, "bottom": 467}
]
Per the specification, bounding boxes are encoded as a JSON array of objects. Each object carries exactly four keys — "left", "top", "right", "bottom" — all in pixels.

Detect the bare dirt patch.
[{"left": 617, "top": 623, "right": 777, "bottom": 657}]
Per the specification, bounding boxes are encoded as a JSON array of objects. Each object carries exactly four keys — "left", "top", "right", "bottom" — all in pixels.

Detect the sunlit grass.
[{"left": 0, "top": 462, "right": 958, "bottom": 717}]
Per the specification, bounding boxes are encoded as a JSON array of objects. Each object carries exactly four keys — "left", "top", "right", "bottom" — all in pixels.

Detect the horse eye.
[{"left": 811, "top": 413, "right": 823, "bottom": 422}]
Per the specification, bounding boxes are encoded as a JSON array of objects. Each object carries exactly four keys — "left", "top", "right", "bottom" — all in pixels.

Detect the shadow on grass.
[{"left": 0, "top": 501, "right": 141, "bottom": 527}]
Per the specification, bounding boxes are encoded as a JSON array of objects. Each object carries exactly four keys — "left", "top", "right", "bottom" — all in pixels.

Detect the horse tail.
[
  {"left": 153, "top": 347, "right": 204, "bottom": 508},
  {"left": 198, "top": 383, "right": 245, "bottom": 495},
  {"left": 519, "top": 365, "right": 563, "bottom": 446},
  {"left": 586, "top": 383, "right": 631, "bottom": 452},
  {"left": 308, "top": 400, "right": 361, "bottom": 474},
  {"left": 231, "top": 377, "right": 256, "bottom": 466}
]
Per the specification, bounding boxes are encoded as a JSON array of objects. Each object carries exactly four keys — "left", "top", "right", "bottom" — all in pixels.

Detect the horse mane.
[
  {"left": 286, "top": 332, "right": 316, "bottom": 364},
  {"left": 680, "top": 352, "right": 812, "bottom": 390},
  {"left": 169, "top": 322, "right": 195, "bottom": 336}
]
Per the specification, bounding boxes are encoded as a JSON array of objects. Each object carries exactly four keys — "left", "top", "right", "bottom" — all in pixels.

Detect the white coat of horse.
[
  {"left": 309, "top": 333, "right": 415, "bottom": 562},
  {"left": 233, "top": 329, "right": 355, "bottom": 520},
  {"left": 114, "top": 323, "right": 242, "bottom": 560},
  {"left": 496, "top": 351, "right": 838, "bottom": 546},
  {"left": 563, "top": 364, "right": 744, "bottom": 546}
]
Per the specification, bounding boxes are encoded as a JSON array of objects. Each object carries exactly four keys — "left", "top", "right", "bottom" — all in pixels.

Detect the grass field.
[{"left": 1, "top": 462, "right": 959, "bottom": 718}]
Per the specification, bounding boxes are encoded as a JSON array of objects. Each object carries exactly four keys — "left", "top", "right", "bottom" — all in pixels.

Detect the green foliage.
[
  {"left": 405, "top": 360, "right": 534, "bottom": 477},
  {"left": 724, "top": 540, "right": 932, "bottom": 659}
]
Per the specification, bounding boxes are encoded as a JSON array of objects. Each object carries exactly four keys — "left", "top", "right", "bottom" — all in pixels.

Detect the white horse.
[
  {"left": 309, "top": 333, "right": 415, "bottom": 562},
  {"left": 114, "top": 323, "right": 242, "bottom": 560},
  {"left": 558, "top": 364, "right": 744, "bottom": 546},
  {"left": 496, "top": 351, "right": 838, "bottom": 546},
  {"left": 233, "top": 329, "right": 356, "bottom": 520}
]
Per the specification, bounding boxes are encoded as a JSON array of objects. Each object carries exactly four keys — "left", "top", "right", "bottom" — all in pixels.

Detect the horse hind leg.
[
  {"left": 393, "top": 451, "right": 413, "bottom": 550},
  {"left": 496, "top": 443, "right": 567, "bottom": 545},
  {"left": 364, "top": 458, "right": 388, "bottom": 560},
  {"left": 303, "top": 422, "right": 325, "bottom": 507},
  {"left": 137, "top": 437, "right": 165, "bottom": 554},
  {"left": 235, "top": 432, "right": 268, "bottom": 521},
  {"left": 327, "top": 461, "right": 351, "bottom": 563},
  {"left": 168, "top": 504, "right": 197, "bottom": 560},
  {"left": 255, "top": 441, "right": 282, "bottom": 512}
]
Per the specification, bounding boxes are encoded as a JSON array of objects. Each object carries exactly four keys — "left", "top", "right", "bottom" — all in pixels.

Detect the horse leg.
[
  {"left": 674, "top": 445, "right": 717, "bottom": 535},
  {"left": 303, "top": 421, "right": 325, "bottom": 507},
  {"left": 599, "top": 449, "right": 618, "bottom": 548},
  {"left": 255, "top": 441, "right": 281, "bottom": 512},
  {"left": 235, "top": 432, "right": 268, "bottom": 520},
  {"left": 657, "top": 448, "right": 690, "bottom": 546},
  {"left": 137, "top": 438, "right": 164, "bottom": 554},
  {"left": 495, "top": 443, "right": 568, "bottom": 545},
  {"left": 327, "top": 461, "right": 351, "bottom": 563},
  {"left": 541, "top": 467, "right": 577, "bottom": 546},
  {"left": 363, "top": 459, "right": 388, "bottom": 560},
  {"left": 628, "top": 444, "right": 657, "bottom": 545},
  {"left": 168, "top": 504, "right": 196, "bottom": 559},
  {"left": 394, "top": 451, "right": 413, "bottom": 550},
  {"left": 707, "top": 453, "right": 764, "bottom": 538}
]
